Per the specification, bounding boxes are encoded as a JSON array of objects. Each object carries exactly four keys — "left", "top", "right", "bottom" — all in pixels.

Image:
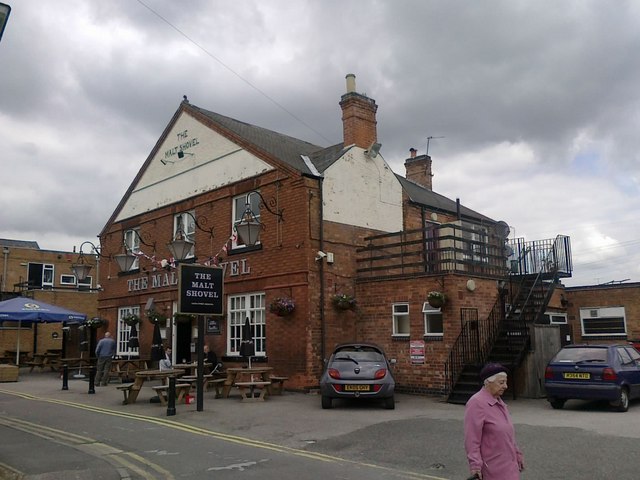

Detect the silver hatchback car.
[{"left": 320, "top": 342, "right": 396, "bottom": 409}]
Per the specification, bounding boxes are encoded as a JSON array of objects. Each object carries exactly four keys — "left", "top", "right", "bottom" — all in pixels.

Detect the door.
[{"left": 176, "top": 320, "right": 192, "bottom": 364}]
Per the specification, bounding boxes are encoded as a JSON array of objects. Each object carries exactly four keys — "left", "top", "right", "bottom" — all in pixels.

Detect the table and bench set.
[{"left": 116, "top": 364, "right": 289, "bottom": 405}]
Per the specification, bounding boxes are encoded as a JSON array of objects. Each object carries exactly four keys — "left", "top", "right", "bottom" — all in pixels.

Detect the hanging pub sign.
[{"left": 178, "top": 264, "right": 224, "bottom": 316}]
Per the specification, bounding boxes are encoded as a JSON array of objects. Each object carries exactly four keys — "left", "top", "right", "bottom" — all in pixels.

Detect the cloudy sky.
[{"left": 1, "top": 0, "right": 639, "bottom": 287}]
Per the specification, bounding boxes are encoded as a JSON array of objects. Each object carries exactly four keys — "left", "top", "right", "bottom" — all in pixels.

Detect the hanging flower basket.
[
  {"left": 147, "top": 310, "right": 168, "bottom": 325},
  {"left": 269, "top": 297, "right": 295, "bottom": 317},
  {"left": 427, "top": 291, "right": 446, "bottom": 308},
  {"left": 332, "top": 293, "right": 357, "bottom": 311},
  {"left": 84, "top": 317, "right": 105, "bottom": 329},
  {"left": 123, "top": 314, "right": 140, "bottom": 327}
]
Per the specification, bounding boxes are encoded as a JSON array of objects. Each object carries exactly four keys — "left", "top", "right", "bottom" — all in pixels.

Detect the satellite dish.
[
  {"left": 504, "top": 245, "right": 514, "bottom": 257},
  {"left": 495, "top": 221, "right": 510, "bottom": 238}
]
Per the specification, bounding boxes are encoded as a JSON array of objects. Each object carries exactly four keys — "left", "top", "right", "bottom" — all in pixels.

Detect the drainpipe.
[
  {"left": 2, "top": 247, "right": 9, "bottom": 295},
  {"left": 318, "top": 178, "right": 326, "bottom": 367}
]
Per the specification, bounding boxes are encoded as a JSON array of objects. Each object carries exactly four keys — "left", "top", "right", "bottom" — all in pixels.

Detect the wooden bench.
[
  {"left": 151, "top": 383, "right": 192, "bottom": 405},
  {"left": 25, "top": 359, "right": 45, "bottom": 373},
  {"left": 269, "top": 376, "right": 289, "bottom": 395},
  {"left": 116, "top": 383, "right": 136, "bottom": 405},
  {"left": 234, "top": 381, "right": 271, "bottom": 402},
  {"left": 208, "top": 378, "right": 226, "bottom": 398}
]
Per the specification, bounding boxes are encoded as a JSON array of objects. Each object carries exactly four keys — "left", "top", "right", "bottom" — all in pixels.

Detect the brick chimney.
[
  {"left": 339, "top": 74, "right": 378, "bottom": 149},
  {"left": 405, "top": 148, "right": 433, "bottom": 190}
]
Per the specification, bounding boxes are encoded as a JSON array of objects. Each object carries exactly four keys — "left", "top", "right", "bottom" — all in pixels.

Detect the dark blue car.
[{"left": 544, "top": 344, "right": 640, "bottom": 412}]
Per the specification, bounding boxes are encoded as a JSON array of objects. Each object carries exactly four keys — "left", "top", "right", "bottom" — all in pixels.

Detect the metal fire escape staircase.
[{"left": 445, "top": 235, "right": 572, "bottom": 404}]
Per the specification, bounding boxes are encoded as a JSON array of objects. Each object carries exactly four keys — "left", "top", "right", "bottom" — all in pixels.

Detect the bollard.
[
  {"left": 167, "top": 376, "right": 176, "bottom": 416},
  {"left": 88, "top": 366, "right": 96, "bottom": 394},
  {"left": 62, "top": 364, "right": 69, "bottom": 390}
]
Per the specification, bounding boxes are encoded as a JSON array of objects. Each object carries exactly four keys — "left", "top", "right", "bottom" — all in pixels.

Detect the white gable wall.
[
  {"left": 323, "top": 148, "right": 403, "bottom": 232},
  {"left": 116, "top": 113, "right": 273, "bottom": 221}
]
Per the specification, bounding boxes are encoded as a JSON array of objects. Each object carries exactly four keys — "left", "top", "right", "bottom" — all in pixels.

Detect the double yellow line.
[{"left": 0, "top": 389, "right": 450, "bottom": 480}]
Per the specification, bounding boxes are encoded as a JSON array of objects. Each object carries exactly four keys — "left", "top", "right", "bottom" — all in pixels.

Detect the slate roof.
[
  {"left": 192, "top": 105, "right": 343, "bottom": 176},
  {"left": 191, "top": 103, "right": 494, "bottom": 224},
  {"left": 396, "top": 175, "right": 495, "bottom": 224},
  {"left": 0, "top": 239, "right": 40, "bottom": 249}
]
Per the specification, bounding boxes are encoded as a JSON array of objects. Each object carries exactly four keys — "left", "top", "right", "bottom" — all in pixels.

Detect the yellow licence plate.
[
  {"left": 344, "top": 384, "right": 371, "bottom": 392},
  {"left": 563, "top": 372, "right": 590, "bottom": 379}
]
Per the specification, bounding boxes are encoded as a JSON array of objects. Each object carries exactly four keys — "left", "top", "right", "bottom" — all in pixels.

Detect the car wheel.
[
  {"left": 383, "top": 396, "right": 395, "bottom": 410},
  {"left": 549, "top": 397, "right": 565, "bottom": 410},
  {"left": 611, "top": 387, "right": 629, "bottom": 412},
  {"left": 321, "top": 396, "right": 333, "bottom": 409}
]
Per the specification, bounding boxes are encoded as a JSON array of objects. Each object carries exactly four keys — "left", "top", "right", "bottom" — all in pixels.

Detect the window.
[
  {"left": 580, "top": 306, "right": 626, "bottom": 337},
  {"left": 543, "top": 312, "right": 567, "bottom": 324},
  {"left": 123, "top": 228, "right": 141, "bottom": 270},
  {"left": 78, "top": 276, "right": 92, "bottom": 290},
  {"left": 117, "top": 306, "right": 140, "bottom": 356},
  {"left": 60, "top": 274, "right": 76, "bottom": 286},
  {"left": 392, "top": 303, "right": 410, "bottom": 336},
  {"left": 232, "top": 193, "right": 260, "bottom": 249},
  {"left": 227, "top": 293, "right": 266, "bottom": 356},
  {"left": 174, "top": 212, "right": 195, "bottom": 258},
  {"left": 422, "top": 303, "right": 443, "bottom": 336},
  {"left": 27, "top": 263, "right": 54, "bottom": 289}
]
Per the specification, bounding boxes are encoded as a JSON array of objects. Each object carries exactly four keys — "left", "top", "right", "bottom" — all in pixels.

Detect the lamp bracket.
[
  {"left": 245, "top": 190, "right": 284, "bottom": 223},
  {"left": 128, "top": 229, "right": 156, "bottom": 251},
  {"left": 182, "top": 211, "right": 215, "bottom": 237}
]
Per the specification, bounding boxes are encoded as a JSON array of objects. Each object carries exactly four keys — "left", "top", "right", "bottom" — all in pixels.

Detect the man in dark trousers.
[{"left": 94, "top": 332, "right": 117, "bottom": 386}]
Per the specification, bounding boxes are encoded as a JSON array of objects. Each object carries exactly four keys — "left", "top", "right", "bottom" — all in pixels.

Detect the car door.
[{"left": 622, "top": 347, "right": 640, "bottom": 398}]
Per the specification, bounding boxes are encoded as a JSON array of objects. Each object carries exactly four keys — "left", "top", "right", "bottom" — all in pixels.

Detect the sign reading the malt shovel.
[{"left": 178, "top": 264, "right": 224, "bottom": 316}]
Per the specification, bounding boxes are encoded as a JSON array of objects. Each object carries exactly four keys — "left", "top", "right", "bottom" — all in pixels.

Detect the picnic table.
[
  {"left": 118, "top": 369, "right": 185, "bottom": 405},
  {"left": 109, "top": 358, "right": 149, "bottom": 381},
  {"left": 221, "top": 366, "right": 273, "bottom": 400},
  {"left": 25, "top": 352, "right": 61, "bottom": 372},
  {"left": 174, "top": 362, "right": 211, "bottom": 377}
]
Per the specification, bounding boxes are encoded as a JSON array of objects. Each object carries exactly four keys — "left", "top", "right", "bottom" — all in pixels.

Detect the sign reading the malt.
[{"left": 178, "top": 264, "right": 223, "bottom": 316}]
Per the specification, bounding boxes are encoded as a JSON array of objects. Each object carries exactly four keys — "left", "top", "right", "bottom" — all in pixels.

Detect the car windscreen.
[
  {"left": 553, "top": 347, "right": 608, "bottom": 363},
  {"left": 334, "top": 349, "right": 384, "bottom": 363}
]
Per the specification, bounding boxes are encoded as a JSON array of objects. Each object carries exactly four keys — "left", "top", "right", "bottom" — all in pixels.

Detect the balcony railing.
[
  {"left": 356, "top": 222, "right": 510, "bottom": 281},
  {"left": 508, "top": 235, "right": 572, "bottom": 278}
]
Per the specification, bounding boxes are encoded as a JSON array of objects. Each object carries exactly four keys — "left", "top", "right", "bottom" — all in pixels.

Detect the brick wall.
[{"left": 565, "top": 283, "right": 640, "bottom": 344}]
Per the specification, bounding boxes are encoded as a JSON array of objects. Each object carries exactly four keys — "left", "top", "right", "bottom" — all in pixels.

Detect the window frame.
[
  {"left": 543, "top": 311, "right": 567, "bottom": 324},
  {"left": 60, "top": 274, "right": 77, "bottom": 286},
  {"left": 422, "top": 302, "right": 443, "bottom": 337},
  {"left": 227, "top": 292, "right": 266, "bottom": 356},
  {"left": 232, "top": 193, "right": 261, "bottom": 249},
  {"left": 123, "top": 228, "right": 141, "bottom": 270},
  {"left": 42, "top": 264, "right": 54, "bottom": 287},
  {"left": 580, "top": 306, "right": 627, "bottom": 337},
  {"left": 174, "top": 212, "right": 196, "bottom": 259},
  {"left": 117, "top": 306, "right": 140, "bottom": 356},
  {"left": 392, "top": 303, "right": 410, "bottom": 337},
  {"left": 77, "top": 276, "right": 92, "bottom": 290}
]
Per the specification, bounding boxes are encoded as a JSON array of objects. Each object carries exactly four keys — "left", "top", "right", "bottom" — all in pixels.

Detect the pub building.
[{"left": 94, "top": 74, "right": 571, "bottom": 397}]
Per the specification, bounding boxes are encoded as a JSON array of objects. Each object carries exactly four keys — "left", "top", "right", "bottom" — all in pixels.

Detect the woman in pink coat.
[{"left": 464, "top": 363, "right": 525, "bottom": 479}]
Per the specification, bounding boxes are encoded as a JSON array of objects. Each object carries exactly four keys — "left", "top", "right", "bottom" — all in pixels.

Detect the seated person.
[
  {"left": 203, "top": 344, "right": 222, "bottom": 373},
  {"left": 159, "top": 346, "right": 173, "bottom": 371}
]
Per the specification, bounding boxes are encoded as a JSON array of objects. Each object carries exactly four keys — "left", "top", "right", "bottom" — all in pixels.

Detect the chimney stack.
[
  {"left": 405, "top": 149, "right": 433, "bottom": 190},
  {"left": 339, "top": 74, "right": 378, "bottom": 149}
]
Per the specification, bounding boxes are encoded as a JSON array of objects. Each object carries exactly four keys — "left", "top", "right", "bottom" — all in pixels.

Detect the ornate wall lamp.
[
  {"left": 113, "top": 229, "right": 156, "bottom": 273},
  {"left": 167, "top": 211, "right": 215, "bottom": 262},
  {"left": 235, "top": 190, "right": 284, "bottom": 247},
  {"left": 70, "top": 241, "right": 103, "bottom": 281}
]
